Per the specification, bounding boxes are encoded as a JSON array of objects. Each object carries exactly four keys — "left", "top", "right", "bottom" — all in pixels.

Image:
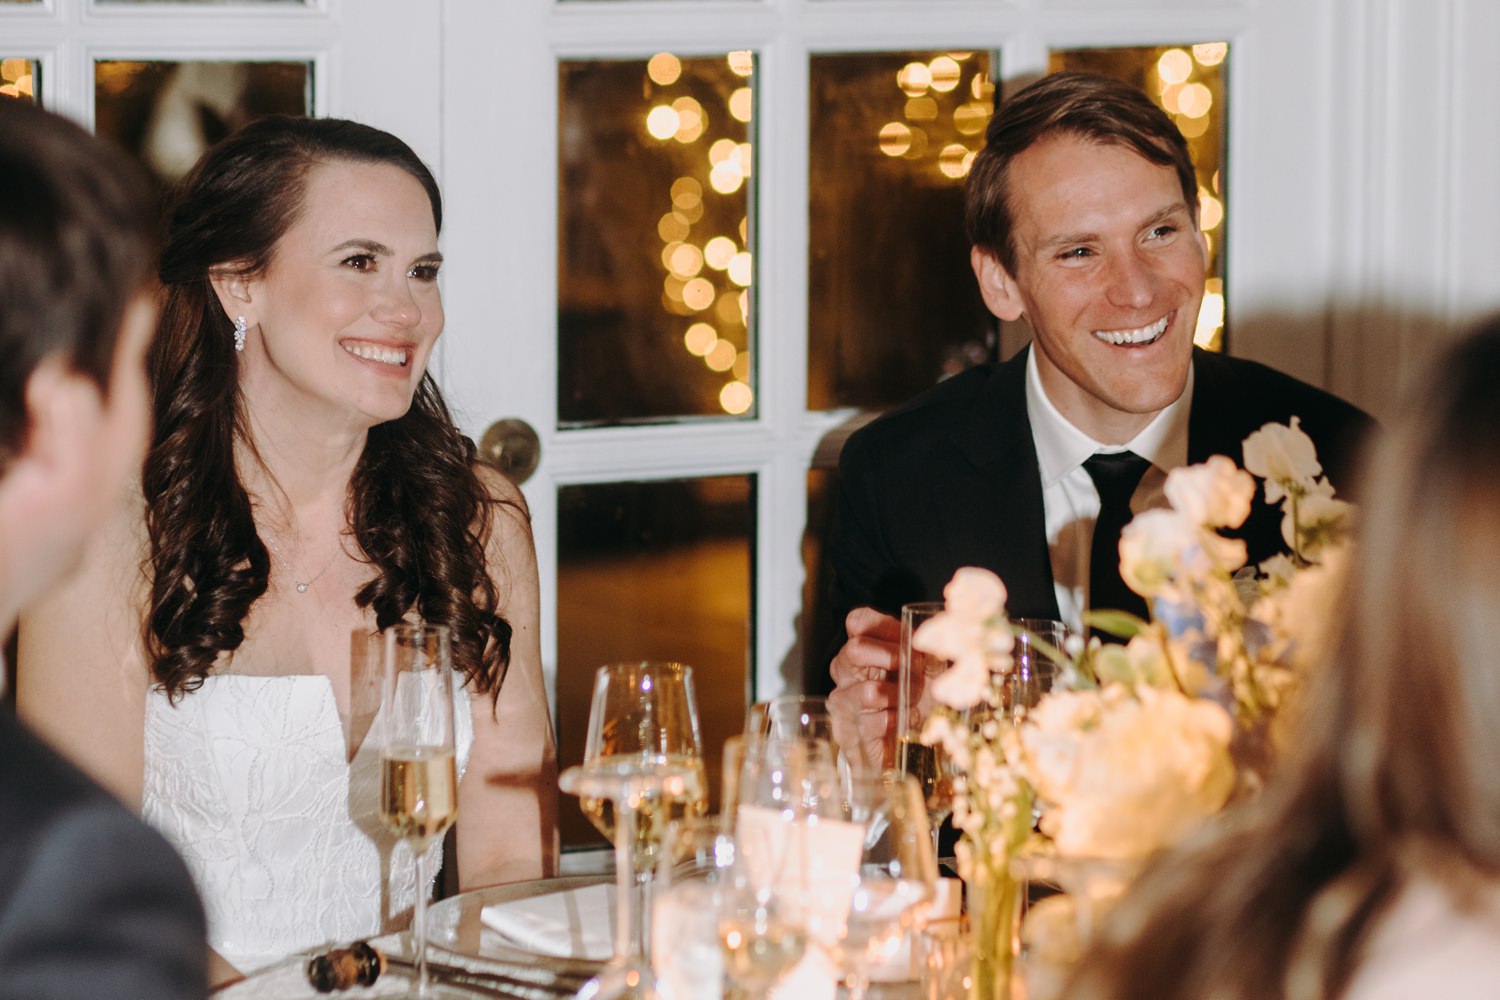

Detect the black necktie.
[{"left": 1083, "top": 451, "right": 1152, "bottom": 632}]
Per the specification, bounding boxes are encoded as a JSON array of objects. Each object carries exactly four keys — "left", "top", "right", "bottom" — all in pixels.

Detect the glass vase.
[{"left": 964, "top": 856, "right": 1021, "bottom": 1000}]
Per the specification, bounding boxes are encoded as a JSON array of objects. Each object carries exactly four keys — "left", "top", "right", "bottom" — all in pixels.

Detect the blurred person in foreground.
[
  {"left": 825, "top": 72, "right": 1370, "bottom": 771},
  {"left": 1068, "top": 317, "right": 1500, "bottom": 1000},
  {"left": 0, "top": 99, "right": 207, "bottom": 998},
  {"left": 18, "top": 115, "right": 557, "bottom": 984}
]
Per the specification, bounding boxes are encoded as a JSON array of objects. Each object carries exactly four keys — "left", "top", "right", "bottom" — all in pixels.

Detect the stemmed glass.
[
  {"left": 1008, "top": 618, "right": 1069, "bottom": 723},
  {"left": 559, "top": 662, "right": 706, "bottom": 1000},
  {"left": 837, "top": 772, "right": 938, "bottom": 1000},
  {"left": 377, "top": 622, "right": 463, "bottom": 999},
  {"left": 896, "top": 602, "right": 964, "bottom": 850},
  {"left": 744, "top": 695, "right": 835, "bottom": 744}
]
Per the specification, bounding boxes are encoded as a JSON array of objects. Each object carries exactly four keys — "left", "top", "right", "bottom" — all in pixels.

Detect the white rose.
[
  {"left": 1164, "top": 456, "right": 1256, "bottom": 529},
  {"left": 1243, "top": 417, "right": 1322, "bottom": 504}
]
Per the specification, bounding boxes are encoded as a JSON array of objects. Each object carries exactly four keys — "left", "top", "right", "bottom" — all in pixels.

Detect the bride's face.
[{"left": 236, "top": 158, "right": 444, "bottom": 429}]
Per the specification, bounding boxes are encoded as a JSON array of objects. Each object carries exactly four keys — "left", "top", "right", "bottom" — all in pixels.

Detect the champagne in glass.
[
  {"left": 559, "top": 661, "right": 704, "bottom": 1000},
  {"left": 897, "top": 603, "right": 962, "bottom": 834},
  {"left": 378, "top": 622, "right": 464, "bottom": 999}
]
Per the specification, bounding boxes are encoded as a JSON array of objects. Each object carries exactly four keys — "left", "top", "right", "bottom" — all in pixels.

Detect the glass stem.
[
  {"left": 414, "top": 843, "right": 430, "bottom": 995},
  {"left": 614, "top": 796, "right": 644, "bottom": 961}
]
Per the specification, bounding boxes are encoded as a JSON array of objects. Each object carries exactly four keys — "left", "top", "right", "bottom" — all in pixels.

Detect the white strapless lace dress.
[{"left": 142, "top": 674, "right": 473, "bottom": 973}]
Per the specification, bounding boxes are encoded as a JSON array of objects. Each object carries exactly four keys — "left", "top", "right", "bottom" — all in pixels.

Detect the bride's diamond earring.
[{"left": 233, "top": 315, "right": 247, "bottom": 353}]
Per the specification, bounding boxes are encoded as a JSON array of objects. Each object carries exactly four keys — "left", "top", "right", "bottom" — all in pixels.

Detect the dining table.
[{"left": 210, "top": 855, "right": 925, "bottom": 999}]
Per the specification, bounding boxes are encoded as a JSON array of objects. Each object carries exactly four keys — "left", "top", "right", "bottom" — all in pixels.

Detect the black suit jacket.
[
  {"left": 0, "top": 709, "right": 207, "bottom": 999},
  {"left": 825, "top": 347, "right": 1373, "bottom": 655}
]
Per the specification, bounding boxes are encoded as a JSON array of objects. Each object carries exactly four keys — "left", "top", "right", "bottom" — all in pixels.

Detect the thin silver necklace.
[{"left": 261, "top": 531, "right": 336, "bottom": 594}]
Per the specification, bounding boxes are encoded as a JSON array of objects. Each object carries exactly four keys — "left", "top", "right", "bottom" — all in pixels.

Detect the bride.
[{"left": 17, "top": 115, "right": 557, "bottom": 985}]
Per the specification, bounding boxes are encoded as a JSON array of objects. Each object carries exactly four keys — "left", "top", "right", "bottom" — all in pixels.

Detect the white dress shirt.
[{"left": 1024, "top": 348, "right": 1193, "bottom": 632}]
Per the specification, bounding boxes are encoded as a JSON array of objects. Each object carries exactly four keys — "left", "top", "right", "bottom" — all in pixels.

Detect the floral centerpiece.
[{"left": 913, "top": 420, "right": 1353, "bottom": 1000}]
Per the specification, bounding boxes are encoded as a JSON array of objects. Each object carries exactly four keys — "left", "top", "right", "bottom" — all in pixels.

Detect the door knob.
[{"left": 479, "top": 417, "right": 541, "bottom": 485}]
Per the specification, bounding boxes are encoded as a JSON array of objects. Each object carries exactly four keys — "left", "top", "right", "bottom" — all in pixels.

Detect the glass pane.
[
  {"left": 559, "top": 52, "right": 755, "bottom": 427},
  {"left": 801, "top": 467, "right": 838, "bottom": 695},
  {"left": 0, "top": 59, "right": 38, "bottom": 103},
  {"left": 94, "top": 60, "right": 310, "bottom": 188},
  {"left": 808, "top": 51, "right": 997, "bottom": 411},
  {"left": 1050, "top": 44, "right": 1228, "bottom": 350},
  {"left": 555, "top": 475, "right": 754, "bottom": 852}
]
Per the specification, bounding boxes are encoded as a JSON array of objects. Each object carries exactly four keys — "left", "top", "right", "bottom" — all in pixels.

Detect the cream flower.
[
  {"left": 930, "top": 652, "right": 993, "bottom": 710},
  {"left": 1164, "top": 455, "right": 1255, "bottom": 529},
  {"left": 943, "top": 567, "right": 1008, "bottom": 621},
  {"left": 1281, "top": 489, "right": 1354, "bottom": 560},
  {"left": 1243, "top": 417, "right": 1322, "bottom": 504},
  {"left": 1019, "top": 686, "right": 1235, "bottom": 860},
  {"left": 1118, "top": 509, "right": 1199, "bottom": 599}
]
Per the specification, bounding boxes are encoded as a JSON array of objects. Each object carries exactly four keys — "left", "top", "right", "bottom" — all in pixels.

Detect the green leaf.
[{"left": 1081, "top": 609, "right": 1149, "bottom": 640}]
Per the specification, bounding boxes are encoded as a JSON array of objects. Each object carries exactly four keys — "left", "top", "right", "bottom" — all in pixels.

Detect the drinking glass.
[
  {"left": 559, "top": 662, "right": 706, "bottom": 1000},
  {"left": 377, "top": 622, "right": 463, "bottom": 998},
  {"left": 837, "top": 772, "right": 938, "bottom": 1000},
  {"left": 744, "top": 695, "right": 835, "bottom": 744},
  {"left": 896, "top": 602, "right": 963, "bottom": 846},
  {"left": 1008, "top": 618, "right": 1069, "bottom": 722}
]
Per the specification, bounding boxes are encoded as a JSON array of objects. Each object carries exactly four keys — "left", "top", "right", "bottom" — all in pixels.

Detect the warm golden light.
[
  {"left": 683, "top": 277, "right": 716, "bottom": 311},
  {"left": 928, "top": 55, "right": 961, "bottom": 93},
  {"left": 897, "top": 62, "right": 931, "bottom": 96},
  {"left": 728, "top": 51, "right": 754, "bottom": 77},
  {"left": 1195, "top": 287, "right": 1225, "bottom": 347},
  {"left": 672, "top": 96, "right": 705, "bottom": 142},
  {"left": 709, "top": 161, "right": 745, "bottom": 195},
  {"left": 879, "top": 122, "right": 913, "bottom": 157},
  {"left": 970, "top": 73, "right": 994, "bottom": 102},
  {"left": 658, "top": 211, "right": 690, "bottom": 243},
  {"left": 738, "top": 290, "right": 749, "bottom": 324},
  {"left": 938, "top": 143, "right": 969, "bottom": 179},
  {"left": 709, "top": 138, "right": 738, "bottom": 165},
  {"left": 738, "top": 217, "right": 748, "bottom": 243},
  {"left": 716, "top": 292, "right": 742, "bottom": 325},
  {"left": 647, "top": 52, "right": 682, "bottom": 86},
  {"left": 1, "top": 59, "right": 28, "bottom": 81},
  {"left": 684, "top": 322, "right": 717, "bottom": 356},
  {"left": 727, "top": 251, "right": 753, "bottom": 288},
  {"left": 904, "top": 96, "right": 938, "bottom": 121},
  {"left": 671, "top": 177, "right": 703, "bottom": 206},
  {"left": 728, "top": 86, "right": 753, "bottom": 123},
  {"left": 736, "top": 142, "right": 753, "bottom": 177},
  {"left": 1160, "top": 82, "right": 1183, "bottom": 115},
  {"left": 705, "top": 339, "right": 737, "bottom": 372},
  {"left": 669, "top": 242, "right": 705, "bottom": 278},
  {"left": 663, "top": 275, "right": 686, "bottom": 302},
  {"left": 719, "top": 381, "right": 753, "bottom": 415},
  {"left": 1157, "top": 49, "right": 1193, "bottom": 86},
  {"left": 731, "top": 352, "right": 751, "bottom": 381},
  {"left": 704, "top": 236, "right": 737, "bottom": 270},
  {"left": 1198, "top": 188, "right": 1223, "bottom": 232},
  {"left": 1177, "top": 114, "right": 1211, "bottom": 139},
  {"left": 1177, "top": 82, "right": 1212, "bottom": 119},
  {"left": 954, "top": 101, "right": 990, "bottom": 135},
  {"left": 646, "top": 105, "right": 680, "bottom": 141},
  {"left": 1193, "top": 42, "right": 1228, "bottom": 67}
]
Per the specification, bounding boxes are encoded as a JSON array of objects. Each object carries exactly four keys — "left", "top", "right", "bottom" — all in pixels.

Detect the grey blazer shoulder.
[
  {"left": 824, "top": 346, "right": 1372, "bottom": 660},
  {"left": 0, "top": 710, "right": 207, "bottom": 1000}
]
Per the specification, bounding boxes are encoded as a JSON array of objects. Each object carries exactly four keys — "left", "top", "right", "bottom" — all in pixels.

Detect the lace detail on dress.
[{"left": 141, "top": 674, "right": 474, "bottom": 973}]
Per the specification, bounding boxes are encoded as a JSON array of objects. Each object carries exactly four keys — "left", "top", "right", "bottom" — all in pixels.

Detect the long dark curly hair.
[{"left": 146, "top": 115, "right": 511, "bottom": 700}]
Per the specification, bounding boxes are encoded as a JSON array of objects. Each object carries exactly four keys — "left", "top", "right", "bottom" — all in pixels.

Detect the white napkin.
[{"left": 480, "top": 882, "right": 616, "bottom": 960}]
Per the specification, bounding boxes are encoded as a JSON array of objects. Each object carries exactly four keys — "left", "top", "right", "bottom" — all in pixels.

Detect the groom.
[
  {"left": 825, "top": 72, "right": 1372, "bottom": 769},
  {"left": 0, "top": 100, "right": 207, "bottom": 997}
]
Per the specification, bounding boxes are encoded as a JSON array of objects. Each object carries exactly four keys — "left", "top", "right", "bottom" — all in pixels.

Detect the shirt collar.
[{"left": 1025, "top": 346, "right": 1193, "bottom": 487}]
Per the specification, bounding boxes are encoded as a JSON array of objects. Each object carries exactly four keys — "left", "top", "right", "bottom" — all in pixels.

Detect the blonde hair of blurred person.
[
  {"left": 18, "top": 115, "right": 557, "bottom": 984},
  {"left": 1067, "top": 318, "right": 1500, "bottom": 1000},
  {"left": 0, "top": 98, "right": 207, "bottom": 999}
]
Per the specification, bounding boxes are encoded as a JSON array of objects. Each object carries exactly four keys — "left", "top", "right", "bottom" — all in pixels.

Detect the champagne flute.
[
  {"left": 378, "top": 622, "right": 463, "bottom": 999},
  {"left": 744, "top": 695, "right": 835, "bottom": 744},
  {"left": 1008, "top": 618, "right": 1069, "bottom": 723},
  {"left": 896, "top": 603, "right": 963, "bottom": 848},
  {"left": 559, "top": 662, "right": 706, "bottom": 1000}
]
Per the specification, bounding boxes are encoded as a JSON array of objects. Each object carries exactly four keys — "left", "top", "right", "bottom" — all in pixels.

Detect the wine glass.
[
  {"left": 744, "top": 695, "right": 835, "bottom": 744},
  {"left": 896, "top": 602, "right": 963, "bottom": 850},
  {"left": 377, "top": 622, "right": 463, "bottom": 999},
  {"left": 836, "top": 772, "right": 939, "bottom": 1000},
  {"left": 1008, "top": 618, "right": 1069, "bottom": 723},
  {"left": 720, "top": 735, "right": 842, "bottom": 998},
  {"left": 559, "top": 662, "right": 706, "bottom": 1000}
]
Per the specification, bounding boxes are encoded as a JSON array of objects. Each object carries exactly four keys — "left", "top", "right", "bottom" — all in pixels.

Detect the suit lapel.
[{"left": 936, "top": 349, "right": 1060, "bottom": 619}]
